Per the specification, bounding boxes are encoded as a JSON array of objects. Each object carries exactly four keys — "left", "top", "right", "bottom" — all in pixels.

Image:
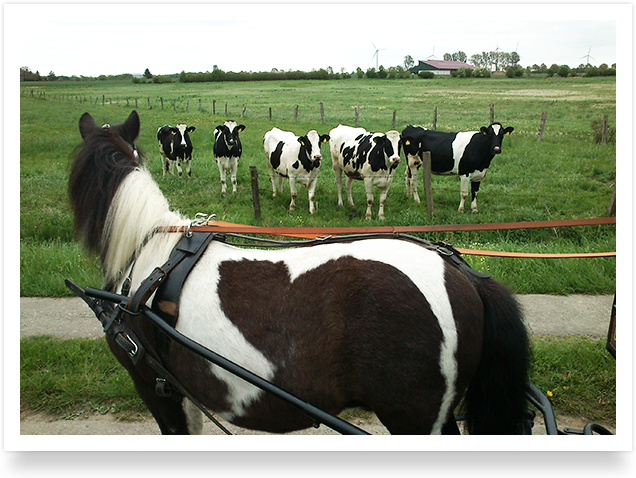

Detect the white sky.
[{"left": 7, "top": 2, "right": 624, "bottom": 78}]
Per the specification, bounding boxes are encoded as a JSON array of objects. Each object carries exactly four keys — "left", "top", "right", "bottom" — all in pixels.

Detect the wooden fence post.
[
  {"left": 490, "top": 103, "right": 495, "bottom": 124},
  {"left": 186, "top": 100, "right": 190, "bottom": 113},
  {"left": 135, "top": 98, "right": 138, "bottom": 108},
  {"left": 173, "top": 100, "right": 176, "bottom": 112},
  {"left": 102, "top": 95, "right": 105, "bottom": 106},
  {"left": 213, "top": 99, "right": 216, "bottom": 115},
  {"left": 198, "top": 99, "right": 202, "bottom": 112},
  {"left": 269, "top": 107, "right": 272, "bottom": 121},
  {"left": 320, "top": 102, "right": 325, "bottom": 125},
  {"left": 392, "top": 110, "right": 397, "bottom": 129},
  {"left": 249, "top": 166, "right": 261, "bottom": 220},
  {"left": 607, "top": 185, "right": 616, "bottom": 216},
  {"left": 355, "top": 107, "right": 359, "bottom": 127},
  {"left": 160, "top": 97, "right": 164, "bottom": 110},
  {"left": 601, "top": 115, "right": 609, "bottom": 144},
  {"left": 537, "top": 111, "right": 548, "bottom": 140},
  {"left": 241, "top": 103, "right": 247, "bottom": 118},
  {"left": 294, "top": 105, "right": 299, "bottom": 123},
  {"left": 432, "top": 106, "right": 437, "bottom": 130},
  {"left": 422, "top": 151, "right": 434, "bottom": 216},
  {"left": 225, "top": 102, "right": 228, "bottom": 115}
]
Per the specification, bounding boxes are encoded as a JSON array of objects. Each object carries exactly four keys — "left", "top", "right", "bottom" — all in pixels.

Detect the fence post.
[
  {"left": 355, "top": 107, "right": 359, "bottom": 127},
  {"left": 432, "top": 106, "right": 437, "bottom": 130},
  {"left": 490, "top": 103, "right": 495, "bottom": 124},
  {"left": 213, "top": 99, "right": 216, "bottom": 115},
  {"left": 422, "top": 151, "right": 434, "bottom": 216},
  {"left": 607, "top": 185, "right": 616, "bottom": 216},
  {"left": 241, "top": 103, "right": 247, "bottom": 118},
  {"left": 320, "top": 102, "right": 325, "bottom": 125},
  {"left": 225, "top": 102, "right": 228, "bottom": 115},
  {"left": 186, "top": 100, "right": 190, "bottom": 113},
  {"left": 135, "top": 98, "right": 138, "bottom": 108},
  {"left": 249, "top": 166, "right": 261, "bottom": 220},
  {"left": 294, "top": 105, "right": 299, "bottom": 123},
  {"left": 173, "top": 100, "right": 176, "bottom": 112},
  {"left": 537, "top": 111, "right": 548, "bottom": 140},
  {"left": 198, "top": 99, "right": 202, "bottom": 112},
  {"left": 601, "top": 115, "right": 609, "bottom": 144},
  {"left": 102, "top": 95, "right": 105, "bottom": 106},
  {"left": 269, "top": 107, "right": 272, "bottom": 121}
]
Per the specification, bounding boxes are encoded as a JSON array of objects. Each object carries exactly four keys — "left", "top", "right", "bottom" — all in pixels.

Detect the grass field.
[
  {"left": 20, "top": 76, "right": 616, "bottom": 296},
  {"left": 17, "top": 76, "right": 617, "bottom": 429}
]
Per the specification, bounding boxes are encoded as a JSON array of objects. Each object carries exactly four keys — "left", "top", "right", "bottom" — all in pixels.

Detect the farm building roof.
[{"left": 409, "top": 60, "right": 475, "bottom": 74}]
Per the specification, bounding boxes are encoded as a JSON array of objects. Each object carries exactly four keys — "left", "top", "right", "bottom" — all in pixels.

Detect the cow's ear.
[
  {"left": 402, "top": 137, "right": 412, "bottom": 146},
  {"left": 480, "top": 126, "right": 489, "bottom": 135},
  {"left": 298, "top": 136, "right": 306, "bottom": 146},
  {"left": 504, "top": 126, "right": 514, "bottom": 135},
  {"left": 79, "top": 112, "right": 98, "bottom": 139},
  {"left": 237, "top": 125, "right": 246, "bottom": 132},
  {"left": 170, "top": 126, "right": 178, "bottom": 134},
  {"left": 321, "top": 134, "right": 330, "bottom": 143},
  {"left": 187, "top": 126, "right": 196, "bottom": 133}
]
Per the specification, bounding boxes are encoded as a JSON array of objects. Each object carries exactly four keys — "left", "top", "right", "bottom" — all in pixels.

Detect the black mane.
[{"left": 68, "top": 111, "right": 142, "bottom": 257}]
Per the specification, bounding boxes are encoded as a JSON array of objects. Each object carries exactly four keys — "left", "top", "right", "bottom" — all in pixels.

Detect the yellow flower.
[{"left": 546, "top": 390, "right": 553, "bottom": 397}]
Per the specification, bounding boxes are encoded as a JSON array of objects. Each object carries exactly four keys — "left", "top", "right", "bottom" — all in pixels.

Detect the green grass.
[
  {"left": 20, "top": 335, "right": 616, "bottom": 428},
  {"left": 19, "top": 76, "right": 616, "bottom": 296}
]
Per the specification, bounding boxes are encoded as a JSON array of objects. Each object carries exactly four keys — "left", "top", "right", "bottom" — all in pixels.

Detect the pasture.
[{"left": 19, "top": 76, "right": 616, "bottom": 296}]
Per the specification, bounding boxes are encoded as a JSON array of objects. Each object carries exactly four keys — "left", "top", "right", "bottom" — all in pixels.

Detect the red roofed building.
[{"left": 409, "top": 60, "right": 475, "bottom": 76}]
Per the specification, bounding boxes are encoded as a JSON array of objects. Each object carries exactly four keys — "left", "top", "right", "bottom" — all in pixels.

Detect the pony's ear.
[
  {"left": 79, "top": 112, "right": 98, "bottom": 140},
  {"left": 120, "top": 110, "right": 141, "bottom": 144}
]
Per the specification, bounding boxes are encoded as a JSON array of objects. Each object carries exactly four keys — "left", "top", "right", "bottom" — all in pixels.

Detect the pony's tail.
[{"left": 464, "top": 278, "right": 530, "bottom": 434}]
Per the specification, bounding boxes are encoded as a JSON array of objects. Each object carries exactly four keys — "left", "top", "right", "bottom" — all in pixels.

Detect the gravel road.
[{"left": 18, "top": 294, "right": 616, "bottom": 436}]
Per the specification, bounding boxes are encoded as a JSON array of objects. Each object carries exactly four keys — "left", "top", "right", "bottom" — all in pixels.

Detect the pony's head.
[{"left": 69, "top": 110, "right": 142, "bottom": 257}]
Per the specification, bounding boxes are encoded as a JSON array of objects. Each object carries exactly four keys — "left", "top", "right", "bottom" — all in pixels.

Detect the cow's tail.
[{"left": 463, "top": 277, "right": 530, "bottom": 434}]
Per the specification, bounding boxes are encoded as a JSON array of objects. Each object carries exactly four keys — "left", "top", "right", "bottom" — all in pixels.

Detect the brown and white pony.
[{"left": 69, "top": 111, "right": 529, "bottom": 435}]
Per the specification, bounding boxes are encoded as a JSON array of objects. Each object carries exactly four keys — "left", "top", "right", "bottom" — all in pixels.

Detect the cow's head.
[
  {"left": 480, "top": 123, "right": 514, "bottom": 155},
  {"left": 374, "top": 130, "right": 402, "bottom": 167},
  {"left": 215, "top": 121, "right": 246, "bottom": 148},
  {"left": 299, "top": 130, "right": 330, "bottom": 167},
  {"left": 175, "top": 124, "right": 196, "bottom": 149}
]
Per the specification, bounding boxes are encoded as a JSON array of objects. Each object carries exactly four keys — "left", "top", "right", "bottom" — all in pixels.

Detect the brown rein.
[{"left": 155, "top": 216, "right": 616, "bottom": 259}]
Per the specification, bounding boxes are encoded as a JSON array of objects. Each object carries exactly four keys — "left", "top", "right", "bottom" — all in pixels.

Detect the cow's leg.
[
  {"left": 277, "top": 175, "right": 284, "bottom": 194},
  {"left": 185, "top": 159, "right": 191, "bottom": 178},
  {"left": 176, "top": 159, "right": 183, "bottom": 177},
  {"left": 307, "top": 176, "right": 317, "bottom": 214},
  {"left": 288, "top": 177, "right": 297, "bottom": 211},
  {"left": 377, "top": 185, "right": 391, "bottom": 221},
  {"left": 409, "top": 166, "right": 421, "bottom": 203},
  {"left": 470, "top": 180, "right": 481, "bottom": 213},
  {"left": 458, "top": 175, "right": 470, "bottom": 212},
  {"left": 160, "top": 152, "right": 168, "bottom": 176},
  {"left": 363, "top": 178, "right": 374, "bottom": 220},
  {"left": 345, "top": 177, "right": 355, "bottom": 207},
  {"left": 405, "top": 168, "right": 412, "bottom": 199},
  {"left": 217, "top": 160, "right": 227, "bottom": 194},
  {"left": 267, "top": 164, "right": 278, "bottom": 197},
  {"left": 230, "top": 159, "right": 238, "bottom": 193},
  {"left": 334, "top": 166, "right": 344, "bottom": 206}
]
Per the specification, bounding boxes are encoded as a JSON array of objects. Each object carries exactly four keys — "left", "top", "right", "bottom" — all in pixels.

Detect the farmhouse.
[{"left": 409, "top": 60, "right": 474, "bottom": 76}]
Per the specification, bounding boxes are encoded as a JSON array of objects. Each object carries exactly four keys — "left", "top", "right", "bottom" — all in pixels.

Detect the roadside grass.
[
  {"left": 19, "top": 76, "right": 615, "bottom": 296},
  {"left": 20, "top": 335, "right": 616, "bottom": 428}
]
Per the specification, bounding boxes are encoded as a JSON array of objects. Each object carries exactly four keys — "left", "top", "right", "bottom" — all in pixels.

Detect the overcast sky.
[{"left": 7, "top": 2, "right": 626, "bottom": 78}]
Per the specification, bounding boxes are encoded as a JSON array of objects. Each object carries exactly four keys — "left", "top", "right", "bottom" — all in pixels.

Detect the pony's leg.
[{"left": 182, "top": 398, "right": 204, "bottom": 435}]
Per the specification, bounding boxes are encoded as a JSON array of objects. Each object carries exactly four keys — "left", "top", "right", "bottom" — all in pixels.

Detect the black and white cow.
[
  {"left": 213, "top": 121, "right": 246, "bottom": 194},
  {"left": 263, "top": 127, "right": 330, "bottom": 214},
  {"left": 157, "top": 124, "right": 196, "bottom": 177},
  {"left": 401, "top": 123, "right": 514, "bottom": 212},
  {"left": 329, "top": 124, "right": 401, "bottom": 220}
]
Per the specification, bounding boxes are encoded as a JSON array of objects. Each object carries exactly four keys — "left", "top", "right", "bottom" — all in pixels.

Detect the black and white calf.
[
  {"left": 157, "top": 124, "right": 196, "bottom": 177},
  {"left": 213, "top": 121, "right": 246, "bottom": 193},
  {"left": 329, "top": 124, "right": 401, "bottom": 220},
  {"left": 401, "top": 123, "right": 514, "bottom": 212},
  {"left": 263, "top": 127, "right": 330, "bottom": 214}
]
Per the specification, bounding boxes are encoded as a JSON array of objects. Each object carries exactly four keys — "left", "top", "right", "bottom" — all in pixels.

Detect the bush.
[
  {"left": 472, "top": 67, "right": 491, "bottom": 78},
  {"left": 456, "top": 67, "right": 472, "bottom": 78},
  {"left": 418, "top": 71, "right": 435, "bottom": 79},
  {"left": 557, "top": 65, "right": 571, "bottom": 78},
  {"left": 152, "top": 75, "right": 173, "bottom": 84}
]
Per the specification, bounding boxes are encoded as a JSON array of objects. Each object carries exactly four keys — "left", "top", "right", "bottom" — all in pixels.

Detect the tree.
[
  {"left": 143, "top": 68, "right": 153, "bottom": 79},
  {"left": 404, "top": 55, "right": 414, "bottom": 70}
]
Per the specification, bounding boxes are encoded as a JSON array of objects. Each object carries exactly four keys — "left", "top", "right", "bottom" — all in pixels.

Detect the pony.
[{"left": 69, "top": 111, "right": 530, "bottom": 435}]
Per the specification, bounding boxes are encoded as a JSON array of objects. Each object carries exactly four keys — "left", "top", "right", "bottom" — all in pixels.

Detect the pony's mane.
[{"left": 69, "top": 127, "right": 142, "bottom": 258}]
